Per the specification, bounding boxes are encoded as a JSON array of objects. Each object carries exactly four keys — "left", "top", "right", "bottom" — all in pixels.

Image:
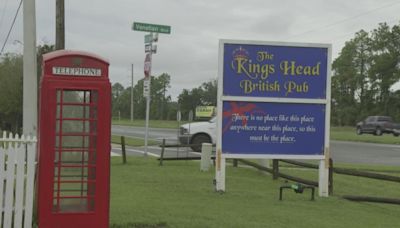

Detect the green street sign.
[
  {"left": 132, "top": 22, "right": 171, "bottom": 34},
  {"left": 145, "top": 34, "right": 152, "bottom": 43}
]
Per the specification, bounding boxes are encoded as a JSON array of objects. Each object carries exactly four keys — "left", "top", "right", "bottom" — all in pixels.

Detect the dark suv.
[{"left": 356, "top": 116, "right": 400, "bottom": 136}]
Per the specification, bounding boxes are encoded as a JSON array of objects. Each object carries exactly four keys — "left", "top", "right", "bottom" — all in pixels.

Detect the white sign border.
[{"left": 215, "top": 39, "right": 332, "bottom": 196}]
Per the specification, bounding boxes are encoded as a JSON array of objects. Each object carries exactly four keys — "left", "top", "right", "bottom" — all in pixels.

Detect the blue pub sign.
[{"left": 220, "top": 41, "right": 331, "bottom": 156}]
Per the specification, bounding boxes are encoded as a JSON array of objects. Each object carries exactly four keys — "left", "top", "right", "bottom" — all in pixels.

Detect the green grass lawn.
[{"left": 110, "top": 157, "right": 400, "bottom": 228}]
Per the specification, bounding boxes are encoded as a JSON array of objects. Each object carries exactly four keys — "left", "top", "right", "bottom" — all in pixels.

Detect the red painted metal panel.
[{"left": 38, "top": 50, "right": 111, "bottom": 228}]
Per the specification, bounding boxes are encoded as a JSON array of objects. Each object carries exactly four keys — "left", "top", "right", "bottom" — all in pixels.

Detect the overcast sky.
[{"left": 1, "top": 0, "right": 400, "bottom": 100}]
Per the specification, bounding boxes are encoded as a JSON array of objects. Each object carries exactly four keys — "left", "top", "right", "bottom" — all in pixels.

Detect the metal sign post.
[
  {"left": 143, "top": 39, "right": 153, "bottom": 157},
  {"left": 144, "top": 83, "right": 150, "bottom": 157},
  {"left": 133, "top": 22, "right": 171, "bottom": 156}
]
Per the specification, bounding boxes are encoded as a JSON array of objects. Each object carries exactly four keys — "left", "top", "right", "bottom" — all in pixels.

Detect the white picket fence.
[{"left": 0, "top": 131, "right": 37, "bottom": 228}]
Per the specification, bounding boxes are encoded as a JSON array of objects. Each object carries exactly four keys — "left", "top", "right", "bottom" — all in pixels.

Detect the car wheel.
[
  {"left": 190, "top": 134, "right": 211, "bottom": 152},
  {"left": 356, "top": 127, "right": 362, "bottom": 135},
  {"left": 375, "top": 127, "right": 383, "bottom": 136}
]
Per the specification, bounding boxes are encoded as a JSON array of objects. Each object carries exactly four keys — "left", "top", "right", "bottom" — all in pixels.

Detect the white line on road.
[{"left": 111, "top": 152, "right": 121, "bottom": 157}]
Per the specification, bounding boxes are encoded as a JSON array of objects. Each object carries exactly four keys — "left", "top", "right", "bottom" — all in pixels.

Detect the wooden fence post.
[
  {"left": 272, "top": 159, "right": 279, "bottom": 180},
  {"left": 121, "top": 136, "right": 127, "bottom": 164},
  {"left": 159, "top": 139, "right": 165, "bottom": 166},
  {"left": 329, "top": 158, "right": 333, "bottom": 195},
  {"left": 233, "top": 159, "right": 238, "bottom": 167}
]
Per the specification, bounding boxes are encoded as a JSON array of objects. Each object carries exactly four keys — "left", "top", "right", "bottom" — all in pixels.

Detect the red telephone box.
[{"left": 37, "top": 50, "right": 111, "bottom": 228}]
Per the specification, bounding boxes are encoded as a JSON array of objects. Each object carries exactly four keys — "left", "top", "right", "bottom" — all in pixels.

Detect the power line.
[
  {"left": 326, "top": 18, "right": 400, "bottom": 44},
  {"left": 0, "top": 0, "right": 22, "bottom": 56},
  {"left": 0, "top": 0, "right": 10, "bottom": 33},
  {"left": 287, "top": 0, "right": 400, "bottom": 40}
]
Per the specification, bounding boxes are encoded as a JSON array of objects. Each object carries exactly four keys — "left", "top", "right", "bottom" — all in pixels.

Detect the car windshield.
[{"left": 378, "top": 116, "right": 392, "bottom": 122}]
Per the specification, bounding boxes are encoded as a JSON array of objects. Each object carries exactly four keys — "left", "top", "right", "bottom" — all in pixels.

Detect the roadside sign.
[
  {"left": 151, "top": 45, "right": 157, "bottom": 54},
  {"left": 153, "top": 33, "right": 159, "bottom": 42},
  {"left": 216, "top": 39, "right": 332, "bottom": 195},
  {"left": 145, "top": 45, "right": 157, "bottom": 54},
  {"left": 196, "top": 106, "right": 216, "bottom": 118},
  {"left": 220, "top": 41, "right": 330, "bottom": 156},
  {"left": 188, "top": 110, "right": 194, "bottom": 122},
  {"left": 132, "top": 22, "right": 171, "bottom": 34},
  {"left": 144, "top": 54, "right": 151, "bottom": 77},
  {"left": 145, "top": 34, "right": 153, "bottom": 43},
  {"left": 145, "top": 44, "right": 152, "bottom": 53},
  {"left": 145, "top": 33, "right": 159, "bottom": 43},
  {"left": 143, "top": 79, "right": 150, "bottom": 97}
]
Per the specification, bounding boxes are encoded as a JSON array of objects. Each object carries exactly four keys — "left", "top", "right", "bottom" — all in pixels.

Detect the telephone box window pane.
[
  {"left": 62, "top": 106, "right": 90, "bottom": 119},
  {"left": 59, "top": 182, "right": 89, "bottom": 196},
  {"left": 63, "top": 91, "right": 89, "bottom": 103},
  {"left": 54, "top": 152, "right": 90, "bottom": 167},
  {"left": 56, "top": 105, "right": 61, "bottom": 119},
  {"left": 60, "top": 120, "right": 91, "bottom": 133},
  {"left": 56, "top": 120, "right": 91, "bottom": 134},
  {"left": 53, "top": 181, "right": 91, "bottom": 195},
  {"left": 60, "top": 136, "right": 90, "bottom": 148},
  {"left": 56, "top": 198, "right": 93, "bottom": 212}
]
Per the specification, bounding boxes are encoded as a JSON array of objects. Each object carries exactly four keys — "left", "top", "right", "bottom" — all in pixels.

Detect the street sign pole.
[
  {"left": 144, "top": 87, "right": 150, "bottom": 157},
  {"left": 132, "top": 21, "right": 171, "bottom": 157},
  {"left": 144, "top": 33, "right": 153, "bottom": 157}
]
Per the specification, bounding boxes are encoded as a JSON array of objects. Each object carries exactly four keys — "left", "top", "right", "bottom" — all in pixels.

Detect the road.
[
  {"left": 111, "top": 125, "right": 200, "bottom": 158},
  {"left": 112, "top": 125, "right": 178, "bottom": 143},
  {"left": 111, "top": 125, "right": 400, "bottom": 166},
  {"left": 330, "top": 140, "right": 400, "bottom": 166}
]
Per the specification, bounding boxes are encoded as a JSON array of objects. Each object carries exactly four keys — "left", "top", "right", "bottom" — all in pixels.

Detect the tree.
[
  {"left": 0, "top": 54, "right": 23, "bottom": 132},
  {"left": 332, "top": 30, "right": 372, "bottom": 125},
  {"left": 150, "top": 73, "right": 171, "bottom": 120},
  {"left": 0, "top": 45, "right": 54, "bottom": 133},
  {"left": 37, "top": 44, "right": 55, "bottom": 82},
  {"left": 370, "top": 23, "right": 400, "bottom": 115},
  {"left": 111, "top": 73, "right": 172, "bottom": 120},
  {"left": 112, "top": 82, "right": 125, "bottom": 118},
  {"left": 332, "top": 22, "right": 400, "bottom": 125},
  {"left": 177, "top": 79, "right": 217, "bottom": 120},
  {"left": 200, "top": 79, "right": 217, "bottom": 106}
]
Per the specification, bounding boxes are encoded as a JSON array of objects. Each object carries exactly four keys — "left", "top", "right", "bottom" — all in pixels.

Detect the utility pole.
[
  {"left": 131, "top": 63, "right": 134, "bottom": 122},
  {"left": 23, "top": 0, "right": 37, "bottom": 136},
  {"left": 55, "top": 0, "right": 65, "bottom": 50},
  {"left": 161, "top": 79, "right": 166, "bottom": 120}
]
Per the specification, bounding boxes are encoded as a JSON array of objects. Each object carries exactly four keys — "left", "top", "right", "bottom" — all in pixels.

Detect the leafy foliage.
[
  {"left": 0, "top": 53, "right": 23, "bottom": 132},
  {"left": 113, "top": 77, "right": 217, "bottom": 121},
  {"left": 0, "top": 45, "right": 54, "bottom": 133},
  {"left": 177, "top": 79, "right": 217, "bottom": 120},
  {"left": 112, "top": 73, "right": 176, "bottom": 120},
  {"left": 332, "top": 23, "right": 400, "bottom": 126}
]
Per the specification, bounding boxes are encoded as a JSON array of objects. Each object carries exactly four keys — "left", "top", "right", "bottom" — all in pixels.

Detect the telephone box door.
[{"left": 38, "top": 50, "right": 111, "bottom": 228}]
